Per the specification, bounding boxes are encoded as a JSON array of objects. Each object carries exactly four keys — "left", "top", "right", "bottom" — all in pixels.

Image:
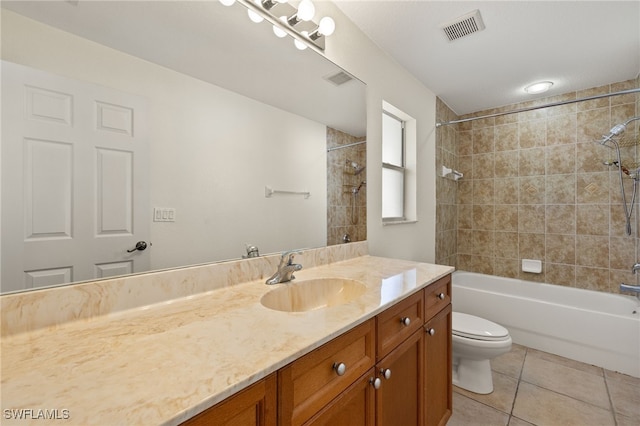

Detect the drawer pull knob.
[
  {"left": 380, "top": 368, "right": 392, "bottom": 380},
  {"left": 333, "top": 362, "right": 347, "bottom": 376},
  {"left": 370, "top": 377, "right": 382, "bottom": 389},
  {"left": 437, "top": 292, "right": 446, "bottom": 300},
  {"left": 400, "top": 317, "right": 411, "bottom": 326},
  {"left": 426, "top": 328, "right": 436, "bottom": 336}
]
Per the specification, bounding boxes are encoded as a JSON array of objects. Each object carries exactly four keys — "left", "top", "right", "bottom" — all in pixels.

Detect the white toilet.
[{"left": 452, "top": 312, "right": 512, "bottom": 394}]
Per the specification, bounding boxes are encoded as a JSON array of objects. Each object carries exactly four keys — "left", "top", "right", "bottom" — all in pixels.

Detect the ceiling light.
[
  {"left": 235, "top": 0, "right": 334, "bottom": 50},
  {"left": 219, "top": 0, "right": 236, "bottom": 6},
  {"left": 524, "top": 81, "right": 553, "bottom": 94}
]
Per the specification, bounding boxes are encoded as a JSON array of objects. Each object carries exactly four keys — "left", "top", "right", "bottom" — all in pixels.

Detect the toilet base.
[{"left": 452, "top": 358, "right": 494, "bottom": 394}]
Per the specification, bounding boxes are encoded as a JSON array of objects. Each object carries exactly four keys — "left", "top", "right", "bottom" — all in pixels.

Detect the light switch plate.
[{"left": 153, "top": 207, "right": 176, "bottom": 222}]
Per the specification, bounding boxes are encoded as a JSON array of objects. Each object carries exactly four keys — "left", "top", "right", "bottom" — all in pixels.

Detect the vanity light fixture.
[
  {"left": 227, "top": 0, "right": 336, "bottom": 51},
  {"left": 524, "top": 81, "right": 554, "bottom": 94}
]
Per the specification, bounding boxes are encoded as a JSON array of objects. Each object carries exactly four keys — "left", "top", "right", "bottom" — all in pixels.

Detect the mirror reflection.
[{"left": 0, "top": 0, "right": 366, "bottom": 294}]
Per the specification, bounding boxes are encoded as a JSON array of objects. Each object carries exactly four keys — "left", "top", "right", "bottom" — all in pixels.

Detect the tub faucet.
[
  {"left": 632, "top": 263, "right": 640, "bottom": 274},
  {"left": 266, "top": 250, "right": 302, "bottom": 285}
]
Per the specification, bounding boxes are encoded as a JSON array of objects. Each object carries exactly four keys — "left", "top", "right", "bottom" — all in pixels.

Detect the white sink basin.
[{"left": 260, "top": 278, "right": 366, "bottom": 312}]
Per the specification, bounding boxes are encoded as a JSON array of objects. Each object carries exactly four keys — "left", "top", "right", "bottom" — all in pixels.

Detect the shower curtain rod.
[
  {"left": 327, "top": 140, "right": 366, "bottom": 152},
  {"left": 436, "top": 88, "right": 640, "bottom": 127}
]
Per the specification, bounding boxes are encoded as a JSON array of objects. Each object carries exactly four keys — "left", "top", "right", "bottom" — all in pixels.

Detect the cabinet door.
[
  {"left": 279, "top": 319, "right": 376, "bottom": 426},
  {"left": 180, "top": 373, "right": 276, "bottom": 426},
  {"left": 304, "top": 368, "right": 376, "bottom": 426},
  {"left": 375, "top": 330, "right": 424, "bottom": 426},
  {"left": 424, "top": 304, "right": 452, "bottom": 426}
]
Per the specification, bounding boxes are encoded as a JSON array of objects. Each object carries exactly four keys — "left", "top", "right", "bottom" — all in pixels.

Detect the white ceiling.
[{"left": 334, "top": 0, "right": 640, "bottom": 115}]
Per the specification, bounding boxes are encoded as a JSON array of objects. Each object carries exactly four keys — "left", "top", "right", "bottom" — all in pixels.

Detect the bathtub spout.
[{"left": 620, "top": 283, "right": 640, "bottom": 299}]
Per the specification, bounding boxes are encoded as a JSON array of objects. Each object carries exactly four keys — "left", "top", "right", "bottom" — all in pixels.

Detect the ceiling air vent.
[
  {"left": 440, "top": 9, "right": 485, "bottom": 42},
  {"left": 324, "top": 71, "right": 354, "bottom": 86}
]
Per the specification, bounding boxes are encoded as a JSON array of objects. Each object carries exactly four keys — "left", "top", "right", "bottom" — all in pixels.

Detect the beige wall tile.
[
  {"left": 546, "top": 144, "right": 576, "bottom": 175},
  {"left": 546, "top": 204, "right": 576, "bottom": 234},
  {"left": 576, "top": 235, "right": 610, "bottom": 268},
  {"left": 546, "top": 234, "right": 576, "bottom": 265}
]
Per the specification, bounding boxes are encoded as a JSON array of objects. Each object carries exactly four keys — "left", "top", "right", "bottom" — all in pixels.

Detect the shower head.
[
  {"left": 348, "top": 160, "right": 366, "bottom": 175},
  {"left": 600, "top": 116, "right": 640, "bottom": 145}
]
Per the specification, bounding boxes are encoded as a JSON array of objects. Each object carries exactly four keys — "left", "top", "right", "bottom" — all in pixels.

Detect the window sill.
[{"left": 382, "top": 220, "right": 418, "bottom": 226}]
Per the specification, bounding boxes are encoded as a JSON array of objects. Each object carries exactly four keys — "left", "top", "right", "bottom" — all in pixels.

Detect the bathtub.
[{"left": 452, "top": 271, "right": 640, "bottom": 378}]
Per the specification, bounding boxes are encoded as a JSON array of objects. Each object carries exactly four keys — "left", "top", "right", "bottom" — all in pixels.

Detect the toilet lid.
[{"left": 452, "top": 312, "right": 509, "bottom": 340}]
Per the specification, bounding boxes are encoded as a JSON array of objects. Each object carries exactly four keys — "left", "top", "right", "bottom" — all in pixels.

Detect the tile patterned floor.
[{"left": 447, "top": 344, "right": 640, "bottom": 426}]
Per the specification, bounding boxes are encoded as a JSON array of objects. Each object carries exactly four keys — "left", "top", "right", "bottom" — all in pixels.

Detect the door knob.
[{"left": 127, "top": 241, "right": 148, "bottom": 252}]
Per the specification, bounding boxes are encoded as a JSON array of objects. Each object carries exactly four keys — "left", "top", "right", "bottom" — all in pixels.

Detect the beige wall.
[{"left": 436, "top": 78, "right": 640, "bottom": 294}]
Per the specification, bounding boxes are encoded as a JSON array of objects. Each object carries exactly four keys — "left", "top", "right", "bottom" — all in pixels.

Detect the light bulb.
[
  {"left": 248, "top": 0, "right": 264, "bottom": 23},
  {"left": 294, "top": 31, "right": 309, "bottom": 50},
  {"left": 318, "top": 16, "right": 335, "bottom": 36},
  {"left": 297, "top": 0, "right": 315, "bottom": 21},
  {"left": 273, "top": 16, "right": 288, "bottom": 38},
  {"left": 219, "top": 0, "right": 236, "bottom": 6}
]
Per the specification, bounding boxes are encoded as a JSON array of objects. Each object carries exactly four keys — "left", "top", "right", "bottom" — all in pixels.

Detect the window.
[{"left": 382, "top": 111, "right": 405, "bottom": 221}]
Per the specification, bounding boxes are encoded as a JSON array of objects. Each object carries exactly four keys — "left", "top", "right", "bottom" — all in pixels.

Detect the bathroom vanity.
[
  {"left": 183, "top": 275, "right": 452, "bottom": 426},
  {"left": 1, "top": 249, "right": 453, "bottom": 426}
]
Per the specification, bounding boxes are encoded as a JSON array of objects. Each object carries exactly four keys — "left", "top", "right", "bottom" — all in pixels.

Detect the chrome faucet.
[
  {"left": 632, "top": 263, "right": 640, "bottom": 274},
  {"left": 265, "top": 250, "right": 302, "bottom": 285}
]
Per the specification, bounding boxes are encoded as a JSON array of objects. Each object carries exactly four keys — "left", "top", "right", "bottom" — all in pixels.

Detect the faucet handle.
[{"left": 281, "top": 250, "right": 302, "bottom": 264}]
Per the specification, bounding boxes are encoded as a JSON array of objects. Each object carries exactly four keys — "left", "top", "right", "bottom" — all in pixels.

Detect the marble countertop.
[{"left": 1, "top": 256, "right": 453, "bottom": 425}]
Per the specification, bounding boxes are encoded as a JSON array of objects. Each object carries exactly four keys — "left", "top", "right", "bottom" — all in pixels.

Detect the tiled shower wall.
[
  {"left": 327, "top": 127, "right": 367, "bottom": 246},
  {"left": 436, "top": 77, "right": 640, "bottom": 294},
  {"left": 435, "top": 98, "right": 459, "bottom": 267}
]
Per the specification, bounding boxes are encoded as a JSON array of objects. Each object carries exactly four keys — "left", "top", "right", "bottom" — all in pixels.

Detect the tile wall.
[
  {"left": 327, "top": 127, "right": 367, "bottom": 246},
  {"left": 436, "top": 77, "right": 640, "bottom": 294}
]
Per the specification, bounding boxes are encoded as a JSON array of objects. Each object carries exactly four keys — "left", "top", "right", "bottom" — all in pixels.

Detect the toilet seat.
[{"left": 452, "top": 312, "right": 509, "bottom": 341}]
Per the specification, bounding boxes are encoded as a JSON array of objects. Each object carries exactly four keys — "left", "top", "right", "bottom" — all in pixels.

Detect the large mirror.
[{"left": 0, "top": 0, "right": 366, "bottom": 294}]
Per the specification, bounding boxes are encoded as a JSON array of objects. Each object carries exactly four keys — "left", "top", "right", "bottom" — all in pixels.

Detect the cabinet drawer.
[
  {"left": 376, "top": 291, "right": 424, "bottom": 360},
  {"left": 278, "top": 319, "right": 376, "bottom": 426},
  {"left": 425, "top": 275, "right": 451, "bottom": 320}
]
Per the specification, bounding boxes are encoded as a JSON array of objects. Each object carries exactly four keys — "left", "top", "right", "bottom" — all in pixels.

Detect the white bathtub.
[{"left": 452, "top": 271, "right": 640, "bottom": 378}]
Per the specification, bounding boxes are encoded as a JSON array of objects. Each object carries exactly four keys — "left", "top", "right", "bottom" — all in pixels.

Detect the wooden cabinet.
[
  {"left": 424, "top": 279, "right": 452, "bottom": 426},
  {"left": 303, "top": 369, "right": 376, "bottom": 426},
  {"left": 375, "top": 329, "right": 424, "bottom": 426},
  {"left": 376, "top": 291, "right": 424, "bottom": 360},
  {"left": 183, "top": 274, "right": 452, "bottom": 426},
  {"left": 278, "top": 319, "right": 376, "bottom": 426},
  {"left": 180, "top": 373, "right": 276, "bottom": 426}
]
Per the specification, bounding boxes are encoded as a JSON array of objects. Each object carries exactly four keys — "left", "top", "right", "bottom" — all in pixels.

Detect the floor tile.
[
  {"left": 454, "top": 371, "right": 518, "bottom": 414},
  {"left": 506, "top": 416, "right": 534, "bottom": 426},
  {"left": 491, "top": 343, "right": 526, "bottom": 379},
  {"left": 512, "top": 382, "right": 615, "bottom": 426},
  {"left": 525, "top": 348, "right": 603, "bottom": 377},
  {"left": 448, "top": 393, "right": 510, "bottom": 426},
  {"left": 604, "top": 369, "right": 640, "bottom": 421},
  {"left": 521, "top": 352, "right": 610, "bottom": 409}
]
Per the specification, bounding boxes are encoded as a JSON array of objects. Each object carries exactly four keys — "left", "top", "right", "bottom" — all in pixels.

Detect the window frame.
[{"left": 382, "top": 110, "right": 407, "bottom": 222}]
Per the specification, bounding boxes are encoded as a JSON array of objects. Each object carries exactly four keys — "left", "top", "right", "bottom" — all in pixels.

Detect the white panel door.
[{"left": 1, "top": 61, "right": 150, "bottom": 293}]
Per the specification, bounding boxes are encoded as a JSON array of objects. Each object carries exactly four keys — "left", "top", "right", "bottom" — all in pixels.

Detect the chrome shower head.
[{"left": 348, "top": 160, "right": 366, "bottom": 175}]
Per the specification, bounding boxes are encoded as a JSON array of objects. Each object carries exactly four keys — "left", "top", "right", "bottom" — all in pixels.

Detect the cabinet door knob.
[
  {"left": 370, "top": 377, "right": 382, "bottom": 389},
  {"left": 400, "top": 317, "right": 411, "bottom": 327},
  {"left": 379, "top": 368, "right": 392, "bottom": 380},
  {"left": 437, "top": 292, "right": 445, "bottom": 300},
  {"left": 426, "top": 328, "right": 436, "bottom": 336},
  {"left": 333, "top": 362, "right": 347, "bottom": 376}
]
